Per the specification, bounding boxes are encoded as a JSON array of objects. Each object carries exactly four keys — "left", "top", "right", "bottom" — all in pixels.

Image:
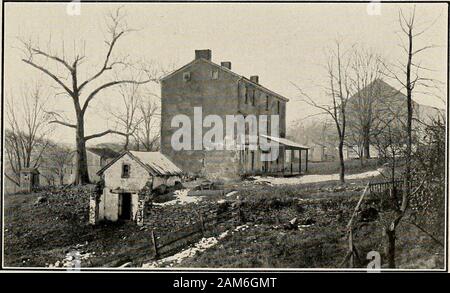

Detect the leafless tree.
[
  {"left": 346, "top": 48, "right": 384, "bottom": 161},
  {"left": 108, "top": 81, "right": 143, "bottom": 150},
  {"left": 41, "top": 142, "right": 74, "bottom": 186},
  {"left": 378, "top": 7, "right": 442, "bottom": 268},
  {"left": 134, "top": 96, "right": 161, "bottom": 151},
  {"left": 296, "top": 39, "right": 353, "bottom": 183},
  {"left": 5, "top": 84, "right": 53, "bottom": 180},
  {"left": 20, "top": 7, "right": 160, "bottom": 185}
]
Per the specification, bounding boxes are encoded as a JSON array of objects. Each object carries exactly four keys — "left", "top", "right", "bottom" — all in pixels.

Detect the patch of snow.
[
  {"left": 49, "top": 250, "right": 94, "bottom": 268},
  {"left": 251, "top": 168, "right": 383, "bottom": 186},
  {"left": 225, "top": 191, "right": 238, "bottom": 197},
  {"left": 153, "top": 189, "right": 203, "bottom": 206}
]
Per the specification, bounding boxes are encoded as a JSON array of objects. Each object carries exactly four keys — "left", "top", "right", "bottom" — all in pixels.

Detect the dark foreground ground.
[{"left": 3, "top": 160, "right": 445, "bottom": 269}]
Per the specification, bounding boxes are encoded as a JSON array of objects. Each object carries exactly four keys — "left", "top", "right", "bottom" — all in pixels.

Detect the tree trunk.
[
  {"left": 124, "top": 135, "right": 129, "bottom": 151},
  {"left": 338, "top": 140, "right": 345, "bottom": 183},
  {"left": 74, "top": 116, "right": 90, "bottom": 185},
  {"left": 386, "top": 228, "right": 396, "bottom": 268},
  {"left": 363, "top": 136, "right": 371, "bottom": 159}
]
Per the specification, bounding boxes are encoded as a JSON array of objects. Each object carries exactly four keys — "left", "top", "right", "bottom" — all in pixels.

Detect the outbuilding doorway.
[{"left": 119, "top": 193, "right": 132, "bottom": 220}]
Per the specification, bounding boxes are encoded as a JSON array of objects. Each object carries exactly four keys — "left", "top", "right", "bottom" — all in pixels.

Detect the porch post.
[
  {"left": 290, "top": 149, "right": 294, "bottom": 174},
  {"left": 299, "top": 149, "right": 302, "bottom": 174},
  {"left": 305, "top": 149, "right": 308, "bottom": 172}
]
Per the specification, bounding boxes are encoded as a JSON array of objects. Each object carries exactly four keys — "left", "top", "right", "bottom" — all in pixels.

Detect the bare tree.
[
  {"left": 346, "top": 48, "right": 384, "bottom": 161},
  {"left": 20, "top": 7, "right": 159, "bottom": 185},
  {"left": 41, "top": 142, "right": 74, "bottom": 186},
  {"left": 108, "top": 82, "right": 143, "bottom": 150},
  {"left": 379, "top": 7, "right": 442, "bottom": 268},
  {"left": 296, "top": 40, "right": 353, "bottom": 183},
  {"left": 134, "top": 96, "right": 160, "bottom": 151},
  {"left": 5, "top": 84, "right": 53, "bottom": 180}
]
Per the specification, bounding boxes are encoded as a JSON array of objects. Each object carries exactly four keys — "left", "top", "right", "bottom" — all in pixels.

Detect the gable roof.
[
  {"left": 87, "top": 147, "right": 119, "bottom": 159},
  {"left": 160, "top": 58, "right": 289, "bottom": 102},
  {"left": 97, "top": 151, "right": 183, "bottom": 176}
]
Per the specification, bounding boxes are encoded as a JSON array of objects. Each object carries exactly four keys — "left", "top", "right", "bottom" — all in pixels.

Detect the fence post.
[
  {"left": 198, "top": 212, "right": 205, "bottom": 236},
  {"left": 231, "top": 201, "right": 242, "bottom": 227},
  {"left": 348, "top": 229, "right": 354, "bottom": 268},
  {"left": 151, "top": 230, "right": 158, "bottom": 259}
]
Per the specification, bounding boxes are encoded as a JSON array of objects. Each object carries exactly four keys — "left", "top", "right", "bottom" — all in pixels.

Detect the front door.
[{"left": 119, "top": 193, "right": 132, "bottom": 220}]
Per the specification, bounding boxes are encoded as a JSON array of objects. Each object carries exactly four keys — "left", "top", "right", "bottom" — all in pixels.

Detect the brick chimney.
[
  {"left": 195, "top": 49, "right": 212, "bottom": 61},
  {"left": 250, "top": 75, "right": 259, "bottom": 84},
  {"left": 221, "top": 61, "right": 232, "bottom": 70}
]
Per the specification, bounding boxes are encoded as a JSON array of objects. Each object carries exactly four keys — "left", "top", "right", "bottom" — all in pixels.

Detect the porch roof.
[{"left": 260, "top": 135, "right": 309, "bottom": 150}]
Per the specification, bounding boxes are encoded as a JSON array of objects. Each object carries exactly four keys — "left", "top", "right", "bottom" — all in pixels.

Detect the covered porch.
[{"left": 240, "top": 135, "right": 309, "bottom": 177}]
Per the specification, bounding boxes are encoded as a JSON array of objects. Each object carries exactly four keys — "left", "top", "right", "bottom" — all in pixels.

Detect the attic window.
[
  {"left": 211, "top": 69, "right": 219, "bottom": 80},
  {"left": 121, "top": 163, "right": 130, "bottom": 178},
  {"left": 183, "top": 72, "right": 191, "bottom": 82}
]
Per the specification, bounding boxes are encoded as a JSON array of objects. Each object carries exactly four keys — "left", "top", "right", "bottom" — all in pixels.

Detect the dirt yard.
[{"left": 3, "top": 163, "right": 444, "bottom": 269}]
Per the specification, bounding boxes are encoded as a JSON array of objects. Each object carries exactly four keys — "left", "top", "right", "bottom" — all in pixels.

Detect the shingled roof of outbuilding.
[
  {"left": 87, "top": 147, "right": 120, "bottom": 159},
  {"left": 97, "top": 151, "right": 183, "bottom": 176}
]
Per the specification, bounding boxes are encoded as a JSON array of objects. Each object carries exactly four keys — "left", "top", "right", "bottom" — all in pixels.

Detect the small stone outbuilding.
[{"left": 91, "top": 151, "right": 183, "bottom": 225}]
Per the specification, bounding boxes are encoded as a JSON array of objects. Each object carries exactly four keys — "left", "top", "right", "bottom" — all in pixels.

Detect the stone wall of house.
[
  {"left": 99, "top": 154, "right": 151, "bottom": 222},
  {"left": 161, "top": 56, "right": 289, "bottom": 181},
  {"left": 103, "top": 154, "right": 152, "bottom": 192},
  {"left": 161, "top": 59, "right": 240, "bottom": 180}
]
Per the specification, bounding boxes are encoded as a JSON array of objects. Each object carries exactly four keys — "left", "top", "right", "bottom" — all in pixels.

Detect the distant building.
[
  {"left": 69, "top": 147, "right": 119, "bottom": 183},
  {"left": 160, "top": 49, "right": 309, "bottom": 180},
  {"left": 94, "top": 151, "right": 182, "bottom": 224},
  {"left": 346, "top": 79, "right": 444, "bottom": 159}
]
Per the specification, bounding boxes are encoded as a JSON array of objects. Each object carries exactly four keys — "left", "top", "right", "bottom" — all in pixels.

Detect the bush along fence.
[{"left": 148, "top": 201, "right": 243, "bottom": 260}]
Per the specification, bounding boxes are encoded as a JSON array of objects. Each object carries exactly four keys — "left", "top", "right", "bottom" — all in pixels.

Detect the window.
[
  {"left": 121, "top": 163, "right": 130, "bottom": 178},
  {"left": 266, "top": 95, "right": 269, "bottom": 110},
  {"left": 252, "top": 90, "right": 256, "bottom": 106},
  {"left": 183, "top": 72, "right": 191, "bottom": 82},
  {"left": 211, "top": 69, "right": 219, "bottom": 79},
  {"left": 277, "top": 101, "right": 281, "bottom": 114}
]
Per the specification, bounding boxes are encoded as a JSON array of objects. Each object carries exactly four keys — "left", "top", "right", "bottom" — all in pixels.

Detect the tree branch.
[
  {"left": 85, "top": 129, "right": 129, "bottom": 141},
  {"left": 49, "top": 120, "right": 77, "bottom": 129},
  {"left": 22, "top": 59, "right": 74, "bottom": 96},
  {"left": 81, "top": 79, "right": 155, "bottom": 114}
]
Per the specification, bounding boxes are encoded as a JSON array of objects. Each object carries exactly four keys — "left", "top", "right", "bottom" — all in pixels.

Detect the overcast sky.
[{"left": 3, "top": 2, "right": 448, "bottom": 145}]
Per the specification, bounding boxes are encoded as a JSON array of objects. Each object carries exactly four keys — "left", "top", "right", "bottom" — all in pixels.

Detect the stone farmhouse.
[
  {"left": 160, "top": 49, "right": 309, "bottom": 181},
  {"left": 92, "top": 151, "right": 182, "bottom": 224}
]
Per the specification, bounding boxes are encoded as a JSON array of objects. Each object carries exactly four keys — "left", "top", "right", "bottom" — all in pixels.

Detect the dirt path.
[{"left": 251, "top": 168, "right": 384, "bottom": 186}]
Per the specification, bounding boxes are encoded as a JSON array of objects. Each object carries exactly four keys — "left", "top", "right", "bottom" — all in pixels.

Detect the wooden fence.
[
  {"left": 368, "top": 179, "right": 404, "bottom": 194},
  {"left": 149, "top": 205, "right": 241, "bottom": 259}
]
